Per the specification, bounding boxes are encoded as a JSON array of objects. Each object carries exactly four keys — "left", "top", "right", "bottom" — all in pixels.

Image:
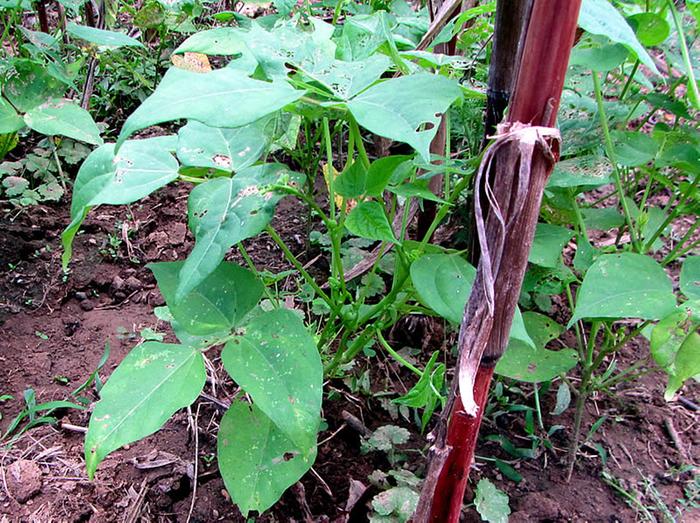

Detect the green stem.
[
  {"left": 377, "top": 331, "right": 422, "bottom": 376},
  {"left": 349, "top": 116, "right": 370, "bottom": 170},
  {"left": 619, "top": 60, "right": 640, "bottom": 101},
  {"left": 237, "top": 244, "right": 277, "bottom": 304},
  {"left": 590, "top": 321, "right": 650, "bottom": 372},
  {"left": 668, "top": 0, "right": 700, "bottom": 110},
  {"left": 643, "top": 175, "right": 700, "bottom": 252},
  {"left": 662, "top": 220, "right": 700, "bottom": 265},
  {"left": 265, "top": 225, "right": 338, "bottom": 315},
  {"left": 592, "top": 72, "right": 641, "bottom": 251}
]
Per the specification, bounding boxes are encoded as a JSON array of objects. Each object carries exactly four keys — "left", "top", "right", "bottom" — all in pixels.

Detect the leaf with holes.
[
  {"left": 85, "top": 342, "right": 205, "bottom": 477},
  {"left": 24, "top": 98, "right": 102, "bottom": 145},
  {"left": 221, "top": 308, "right": 322, "bottom": 451},
  {"left": 176, "top": 164, "right": 303, "bottom": 300},
  {"left": 117, "top": 67, "right": 304, "bottom": 148},
  {"left": 346, "top": 74, "right": 462, "bottom": 162},
  {"left": 61, "top": 138, "right": 179, "bottom": 268},
  {"left": 569, "top": 253, "right": 676, "bottom": 326},
  {"left": 176, "top": 119, "right": 270, "bottom": 175},
  {"left": 218, "top": 401, "right": 316, "bottom": 516},
  {"left": 149, "top": 261, "right": 262, "bottom": 335}
]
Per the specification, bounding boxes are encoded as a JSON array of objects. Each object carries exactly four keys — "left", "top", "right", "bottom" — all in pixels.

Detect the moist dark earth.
[{"left": 0, "top": 185, "right": 698, "bottom": 522}]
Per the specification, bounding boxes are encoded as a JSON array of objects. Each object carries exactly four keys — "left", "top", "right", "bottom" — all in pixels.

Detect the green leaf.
[
  {"left": 0, "top": 97, "right": 24, "bottom": 133},
  {"left": 497, "top": 340, "right": 578, "bottom": 383},
  {"left": 24, "top": 98, "right": 102, "bottom": 145},
  {"left": 627, "top": 13, "right": 670, "bottom": 47},
  {"left": 570, "top": 41, "right": 629, "bottom": 72},
  {"left": 680, "top": 256, "right": 700, "bottom": 300},
  {"left": 345, "top": 201, "right": 397, "bottom": 243},
  {"left": 569, "top": 253, "right": 676, "bottom": 326},
  {"left": 529, "top": 223, "right": 574, "bottom": 268},
  {"left": 411, "top": 253, "right": 475, "bottom": 325},
  {"left": 347, "top": 74, "right": 462, "bottom": 162},
  {"left": 299, "top": 54, "right": 392, "bottom": 100},
  {"left": 335, "top": 161, "right": 368, "bottom": 199},
  {"left": 581, "top": 207, "right": 625, "bottom": 231},
  {"left": 651, "top": 309, "right": 700, "bottom": 400},
  {"left": 67, "top": 22, "right": 144, "bottom": 49},
  {"left": 370, "top": 486, "right": 418, "bottom": 522},
  {"left": 174, "top": 27, "right": 248, "bottom": 55},
  {"left": 3, "top": 60, "right": 65, "bottom": 112},
  {"left": 611, "top": 130, "right": 658, "bottom": 167},
  {"left": 366, "top": 155, "right": 413, "bottom": 196},
  {"left": 149, "top": 261, "right": 263, "bottom": 335},
  {"left": 176, "top": 164, "right": 302, "bottom": 300},
  {"left": 551, "top": 382, "right": 572, "bottom": 415},
  {"left": 521, "top": 311, "right": 564, "bottom": 349},
  {"left": 578, "top": 0, "right": 660, "bottom": 75},
  {"left": 61, "top": 139, "right": 179, "bottom": 268},
  {"left": 176, "top": 119, "right": 270, "bottom": 175},
  {"left": 474, "top": 479, "right": 510, "bottom": 523},
  {"left": 218, "top": 401, "right": 316, "bottom": 516},
  {"left": 117, "top": 67, "right": 304, "bottom": 148},
  {"left": 411, "top": 253, "right": 534, "bottom": 347},
  {"left": 221, "top": 309, "right": 322, "bottom": 450},
  {"left": 665, "top": 331, "right": 700, "bottom": 400},
  {"left": 85, "top": 342, "right": 205, "bottom": 477}
]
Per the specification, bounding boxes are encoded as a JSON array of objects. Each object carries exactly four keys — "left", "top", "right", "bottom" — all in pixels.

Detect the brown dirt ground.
[{"left": 0, "top": 183, "right": 698, "bottom": 522}]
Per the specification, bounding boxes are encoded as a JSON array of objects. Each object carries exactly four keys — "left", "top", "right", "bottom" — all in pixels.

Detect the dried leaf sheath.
[{"left": 458, "top": 123, "right": 561, "bottom": 415}]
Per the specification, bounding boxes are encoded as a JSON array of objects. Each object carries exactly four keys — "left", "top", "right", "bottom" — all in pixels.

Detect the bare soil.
[{"left": 0, "top": 185, "right": 698, "bottom": 522}]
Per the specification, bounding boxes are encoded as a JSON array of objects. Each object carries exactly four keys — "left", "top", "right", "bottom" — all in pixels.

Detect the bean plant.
[{"left": 54, "top": 0, "right": 700, "bottom": 518}]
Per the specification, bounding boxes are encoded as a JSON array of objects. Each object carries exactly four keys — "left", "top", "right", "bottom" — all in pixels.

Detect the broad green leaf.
[
  {"left": 551, "top": 382, "right": 572, "bottom": 415},
  {"left": 529, "top": 223, "right": 574, "bottom": 268},
  {"left": 371, "top": 486, "right": 418, "bottom": 521},
  {"left": 497, "top": 339, "right": 577, "bottom": 383},
  {"left": 3, "top": 60, "right": 65, "bottom": 112},
  {"left": 651, "top": 309, "right": 700, "bottom": 400},
  {"left": 221, "top": 309, "right": 322, "bottom": 450},
  {"left": 665, "top": 331, "right": 700, "bottom": 400},
  {"left": 628, "top": 13, "right": 670, "bottom": 47},
  {"left": 149, "top": 261, "right": 263, "bottom": 335},
  {"left": 347, "top": 74, "right": 462, "bottom": 162},
  {"left": 0, "top": 97, "right": 23, "bottom": 133},
  {"left": 176, "top": 119, "right": 269, "bottom": 174},
  {"left": 24, "top": 98, "right": 102, "bottom": 145},
  {"left": 578, "top": 0, "right": 660, "bottom": 75},
  {"left": 117, "top": 67, "right": 304, "bottom": 148},
  {"left": 569, "top": 253, "right": 676, "bottom": 325},
  {"left": 393, "top": 351, "right": 445, "bottom": 431},
  {"left": 366, "top": 155, "right": 413, "bottom": 196},
  {"left": 176, "top": 164, "right": 303, "bottom": 300},
  {"left": 611, "top": 130, "right": 658, "bottom": 167},
  {"left": 335, "top": 161, "right": 368, "bottom": 199},
  {"left": 411, "top": 253, "right": 534, "bottom": 347},
  {"left": 85, "top": 342, "right": 205, "bottom": 477},
  {"left": 61, "top": 139, "right": 179, "bottom": 268},
  {"left": 582, "top": 207, "right": 625, "bottom": 231},
  {"left": 345, "top": 201, "right": 397, "bottom": 243},
  {"left": 570, "top": 41, "right": 629, "bottom": 72},
  {"left": 218, "top": 402, "right": 316, "bottom": 516},
  {"left": 474, "top": 479, "right": 510, "bottom": 523},
  {"left": 680, "top": 256, "right": 700, "bottom": 300},
  {"left": 521, "top": 311, "right": 564, "bottom": 349},
  {"left": 67, "top": 22, "right": 144, "bottom": 48},
  {"left": 174, "top": 27, "right": 248, "bottom": 55},
  {"left": 548, "top": 155, "right": 612, "bottom": 191},
  {"left": 411, "top": 253, "right": 476, "bottom": 325},
  {"left": 498, "top": 312, "right": 575, "bottom": 384},
  {"left": 298, "top": 54, "right": 392, "bottom": 100}
]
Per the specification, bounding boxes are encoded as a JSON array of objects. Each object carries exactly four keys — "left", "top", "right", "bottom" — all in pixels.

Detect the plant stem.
[
  {"left": 265, "top": 226, "right": 338, "bottom": 315},
  {"left": 591, "top": 72, "right": 641, "bottom": 251},
  {"left": 377, "top": 331, "right": 422, "bottom": 376},
  {"left": 619, "top": 60, "right": 639, "bottom": 101},
  {"left": 663, "top": 220, "right": 700, "bottom": 265},
  {"left": 237, "top": 244, "right": 277, "bottom": 304},
  {"left": 668, "top": 0, "right": 700, "bottom": 110}
]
